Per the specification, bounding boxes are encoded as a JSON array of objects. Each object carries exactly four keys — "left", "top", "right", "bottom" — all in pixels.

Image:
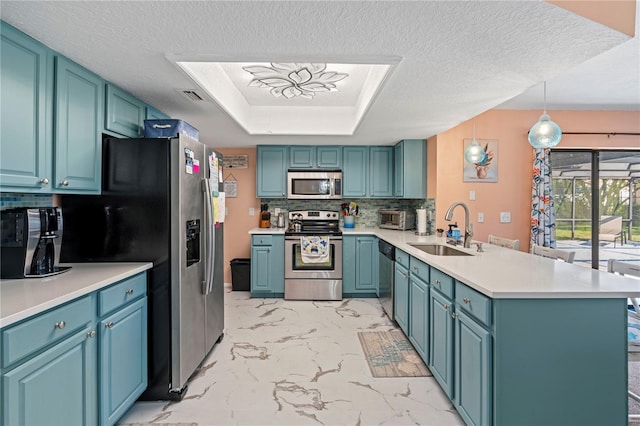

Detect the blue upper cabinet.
[
  {"left": 105, "top": 84, "right": 145, "bottom": 138},
  {"left": 54, "top": 56, "right": 103, "bottom": 193},
  {"left": 289, "top": 146, "right": 342, "bottom": 169},
  {"left": 0, "top": 22, "right": 54, "bottom": 192},
  {"left": 369, "top": 146, "right": 393, "bottom": 198},
  {"left": 256, "top": 146, "right": 288, "bottom": 198},
  {"left": 145, "top": 105, "right": 170, "bottom": 121},
  {"left": 342, "top": 146, "right": 368, "bottom": 197},
  {"left": 394, "top": 139, "right": 426, "bottom": 199}
]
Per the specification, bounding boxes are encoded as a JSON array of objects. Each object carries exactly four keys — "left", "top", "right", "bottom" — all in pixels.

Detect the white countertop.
[
  {"left": 0, "top": 262, "right": 153, "bottom": 328},
  {"left": 249, "top": 227, "right": 286, "bottom": 234},
  {"left": 250, "top": 226, "right": 640, "bottom": 299}
]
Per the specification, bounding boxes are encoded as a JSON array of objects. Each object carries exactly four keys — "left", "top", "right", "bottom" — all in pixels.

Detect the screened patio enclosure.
[{"left": 551, "top": 150, "right": 640, "bottom": 270}]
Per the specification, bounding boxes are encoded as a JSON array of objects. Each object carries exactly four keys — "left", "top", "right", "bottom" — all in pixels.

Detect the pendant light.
[
  {"left": 464, "top": 121, "right": 487, "bottom": 163},
  {"left": 528, "top": 81, "right": 562, "bottom": 148}
]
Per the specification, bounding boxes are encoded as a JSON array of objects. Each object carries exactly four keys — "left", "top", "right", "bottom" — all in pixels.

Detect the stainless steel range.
[{"left": 284, "top": 210, "right": 342, "bottom": 300}]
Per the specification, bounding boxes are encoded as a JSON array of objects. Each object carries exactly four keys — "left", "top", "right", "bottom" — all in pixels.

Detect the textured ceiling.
[{"left": 1, "top": 1, "right": 637, "bottom": 148}]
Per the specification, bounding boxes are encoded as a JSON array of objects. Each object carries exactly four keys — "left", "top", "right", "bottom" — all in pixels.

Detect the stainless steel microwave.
[{"left": 287, "top": 170, "right": 342, "bottom": 200}]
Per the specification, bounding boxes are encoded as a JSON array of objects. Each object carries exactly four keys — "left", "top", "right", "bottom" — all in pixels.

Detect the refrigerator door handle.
[{"left": 203, "top": 178, "right": 215, "bottom": 295}]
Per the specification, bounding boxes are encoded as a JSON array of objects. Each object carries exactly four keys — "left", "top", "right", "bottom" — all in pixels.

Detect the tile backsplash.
[
  {"left": 0, "top": 193, "right": 55, "bottom": 210},
  {"left": 263, "top": 198, "right": 436, "bottom": 234}
]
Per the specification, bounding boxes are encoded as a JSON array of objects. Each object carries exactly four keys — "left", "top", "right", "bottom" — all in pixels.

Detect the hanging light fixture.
[
  {"left": 528, "top": 81, "right": 562, "bottom": 148},
  {"left": 464, "top": 121, "right": 487, "bottom": 163}
]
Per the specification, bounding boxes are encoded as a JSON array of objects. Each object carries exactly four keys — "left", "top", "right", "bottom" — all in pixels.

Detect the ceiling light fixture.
[
  {"left": 464, "top": 121, "right": 487, "bottom": 164},
  {"left": 242, "top": 63, "right": 348, "bottom": 99},
  {"left": 528, "top": 81, "right": 562, "bottom": 149}
]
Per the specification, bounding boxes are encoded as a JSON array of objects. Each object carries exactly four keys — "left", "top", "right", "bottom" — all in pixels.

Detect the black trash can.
[{"left": 230, "top": 258, "right": 251, "bottom": 291}]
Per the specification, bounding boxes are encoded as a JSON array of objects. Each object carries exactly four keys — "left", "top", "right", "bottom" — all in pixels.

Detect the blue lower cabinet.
[
  {"left": 429, "top": 289, "right": 454, "bottom": 398},
  {"left": 251, "top": 234, "right": 284, "bottom": 297},
  {"left": 99, "top": 297, "right": 147, "bottom": 426},
  {"left": 408, "top": 276, "right": 429, "bottom": 362},
  {"left": 393, "top": 262, "right": 409, "bottom": 334},
  {"left": 454, "top": 310, "right": 492, "bottom": 426},
  {"left": 2, "top": 323, "right": 98, "bottom": 426},
  {"left": 342, "top": 235, "right": 378, "bottom": 297}
]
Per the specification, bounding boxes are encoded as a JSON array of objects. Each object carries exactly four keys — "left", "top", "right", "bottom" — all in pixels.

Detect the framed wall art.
[{"left": 463, "top": 139, "right": 498, "bottom": 183}]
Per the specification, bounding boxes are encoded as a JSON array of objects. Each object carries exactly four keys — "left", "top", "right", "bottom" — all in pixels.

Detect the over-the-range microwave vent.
[{"left": 181, "top": 89, "right": 205, "bottom": 101}]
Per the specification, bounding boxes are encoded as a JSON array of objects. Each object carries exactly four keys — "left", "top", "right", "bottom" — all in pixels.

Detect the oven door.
[{"left": 285, "top": 236, "right": 342, "bottom": 279}]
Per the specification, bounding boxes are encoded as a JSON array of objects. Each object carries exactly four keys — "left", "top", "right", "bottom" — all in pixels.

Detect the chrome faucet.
[{"left": 444, "top": 202, "right": 474, "bottom": 248}]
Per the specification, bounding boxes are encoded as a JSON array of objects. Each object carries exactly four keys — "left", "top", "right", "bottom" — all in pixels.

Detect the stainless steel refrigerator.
[{"left": 61, "top": 135, "right": 224, "bottom": 401}]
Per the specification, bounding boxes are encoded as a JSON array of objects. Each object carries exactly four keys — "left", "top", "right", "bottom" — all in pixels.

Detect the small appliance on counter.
[
  {"left": 377, "top": 209, "right": 416, "bottom": 230},
  {"left": 0, "top": 207, "right": 71, "bottom": 279},
  {"left": 260, "top": 203, "right": 271, "bottom": 228}
]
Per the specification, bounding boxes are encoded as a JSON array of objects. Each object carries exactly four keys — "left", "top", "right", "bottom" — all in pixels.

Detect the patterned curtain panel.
[{"left": 531, "top": 148, "right": 556, "bottom": 249}]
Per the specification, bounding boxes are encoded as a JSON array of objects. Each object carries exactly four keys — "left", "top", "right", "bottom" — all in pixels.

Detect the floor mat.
[{"left": 357, "top": 330, "right": 431, "bottom": 378}]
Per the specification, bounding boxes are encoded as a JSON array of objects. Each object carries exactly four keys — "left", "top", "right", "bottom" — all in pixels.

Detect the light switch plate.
[
  {"left": 469, "top": 190, "right": 476, "bottom": 201},
  {"left": 249, "top": 208, "right": 255, "bottom": 216},
  {"left": 500, "top": 212, "right": 511, "bottom": 223},
  {"left": 478, "top": 212, "right": 484, "bottom": 223}
]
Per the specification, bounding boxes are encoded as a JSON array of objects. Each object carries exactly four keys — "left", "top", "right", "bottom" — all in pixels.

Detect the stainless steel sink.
[{"left": 408, "top": 244, "right": 472, "bottom": 256}]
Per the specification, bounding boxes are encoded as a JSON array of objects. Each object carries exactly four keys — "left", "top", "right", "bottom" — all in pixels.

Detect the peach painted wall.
[
  {"left": 432, "top": 110, "right": 640, "bottom": 251},
  {"left": 217, "top": 148, "right": 261, "bottom": 284}
]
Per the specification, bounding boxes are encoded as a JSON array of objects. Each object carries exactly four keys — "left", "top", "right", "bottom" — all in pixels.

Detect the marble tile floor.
[{"left": 118, "top": 286, "right": 464, "bottom": 426}]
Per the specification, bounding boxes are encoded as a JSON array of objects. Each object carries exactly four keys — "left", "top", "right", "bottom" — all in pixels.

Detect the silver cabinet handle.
[
  {"left": 267, "top": 248, "right": 270, "bottom": 252},
  {"left": 260, "top": 238, "right": 264, "bottom": 243},
  {"left": 443, "top": 304, "right": 449, "bottom": 310},
  {"left": 463, "top": 297, "right": 471, "bottom": 304},
  {"left": 125, "top": 289, "right": 134, "bottom": 295},
  {"left": 105, "top": 322, "right": 114, "bottom": 329},
  {"left": 87, "top": 330, "right": 96, "bottom": 338},
  {"left": 435, "top": 279, "right": 441, "bottom": 286},
  {"left": 54, "top": 321, "right": 66, "bottom": 329},
  {"left": 451, "top": 313, "right": 458, "bottom": 319},
  {"left": 60, "top": 180, "right": 69, "bottom": 186},
  {"left": 40, "top": 178, "right": 49, "bottom": 185}
]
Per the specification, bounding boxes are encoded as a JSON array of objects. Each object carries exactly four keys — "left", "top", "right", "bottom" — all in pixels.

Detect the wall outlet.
[
  {"left": 249, "top": 208, "right": 255, "bottom": 216},
  {"left": 274, "top": 207, "right": 280, "bottom": 215},
  {"left": 500, "top": 212, "right": 511, "bottom": 223},
  {"left": 478, "top": 212, "right": 484, "bottom": 223},
  {"left": 469, "top": 190, "right": 476, "bottom": 201}
]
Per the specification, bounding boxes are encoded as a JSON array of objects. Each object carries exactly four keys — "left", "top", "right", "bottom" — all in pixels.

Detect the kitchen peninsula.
[{"left": 251, "top": 226, "right": 640, "bottom": 425}]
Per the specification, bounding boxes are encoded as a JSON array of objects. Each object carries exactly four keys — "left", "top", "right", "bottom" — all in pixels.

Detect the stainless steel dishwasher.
[{"left": 378, "top": 239, "right": 395, "bottom": 321}]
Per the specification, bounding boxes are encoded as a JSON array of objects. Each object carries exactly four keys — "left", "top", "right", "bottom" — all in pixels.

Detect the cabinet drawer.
[
  {"left": 455, "top": 282, "right": 492, "bottom": 327},
  {"left": 395, "top": 249, "right": 409, "bottom": 268},
  {"left": 431, "top": 268, "right": 454, "bottom": 299},
  {"left": 98, "top": 272, "right": 147, "bottom": 317},
  {"left": 409, "top": 257, "right": 430, "bottom": 283},
  {"left": 2, "top": 295, "right": 94, "bottom": 368},
  {"left": 252, "top": 235, "right": 273, "bottom": 246}
]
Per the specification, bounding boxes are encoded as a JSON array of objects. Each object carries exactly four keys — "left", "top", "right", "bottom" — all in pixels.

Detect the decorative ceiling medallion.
[{"left": 242, "top": 63, "right": 348, "bottom": 99}]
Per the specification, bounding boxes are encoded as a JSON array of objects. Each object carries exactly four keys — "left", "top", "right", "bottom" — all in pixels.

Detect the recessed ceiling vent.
[{"left": 181, "top": 89, "right": 204, "bottom": 101}]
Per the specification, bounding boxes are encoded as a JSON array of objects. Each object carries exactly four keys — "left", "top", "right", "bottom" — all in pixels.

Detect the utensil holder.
[{"left": 344, "top": 216, "right": 355, "bottom": 228}]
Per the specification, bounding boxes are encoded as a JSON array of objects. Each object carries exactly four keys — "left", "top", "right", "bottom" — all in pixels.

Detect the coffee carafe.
[{"left": 0, "top": 207, "right": 71, "bottom": 278}]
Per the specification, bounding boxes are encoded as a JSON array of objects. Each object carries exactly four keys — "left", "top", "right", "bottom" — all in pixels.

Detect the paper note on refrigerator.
[{"left": 217, "top": 192, "right": 225, "bottom": 223}]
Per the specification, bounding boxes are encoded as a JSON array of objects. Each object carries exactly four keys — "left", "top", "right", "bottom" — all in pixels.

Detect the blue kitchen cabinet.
[
  {"left": 342, "top": 235, "right": 378, "bottom": 296},
  {"left": 429, "top": 289, "right": 454, "bottom": 398},
  {"left": 105, "top": 84, "right": 145, "bottom": 138},
  {"left": 0, "top": 21, "right": 54, "bottom": 192},
  {"left": 145, "top": 105, "right": 170, "bottom": 120},
  {"left": 342, "top": 146, "right": 368, "bottom": 197},
  {"left": 289, "top": 146, "right": 342, "bottom": 169},
  {"left": 1, "top": 272, "right": 148, "bottom": 426},
  {"left": 393, "top": 257, "right": 409, "bottom": 334},
  {"left": 54, "top": 56, "right": 103, "bottom": 193},
  {"left": 316, "top": 146, "right": 342, "bottom": 168},
  {"left": 1, "top": 295, "right": 98, "bottom": 426},
  {"left": 256, "top": 146, "right": 288, "bottom": 198},
  {"left": 408, "top": 261, "right": 429, "bottom": 362},
  {"left": 454, "top": 309, "right": 492, "bottom": 426},
  {"left": 369, "top": 146, "right": 394, "bottom": 198},
  {"left": 394, "top": 139, "right": 426, "bottom": 199},
  {"left": 98, "top": 273, "right": 148, "bottom": 426},
  {"left": 251, "top": 234, "right": 284, "bottom": 297}
]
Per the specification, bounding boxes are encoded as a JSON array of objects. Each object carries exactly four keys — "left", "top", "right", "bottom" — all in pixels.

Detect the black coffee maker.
[{"left": 0, "top": 207, "right": 71, "bottom": 278}]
